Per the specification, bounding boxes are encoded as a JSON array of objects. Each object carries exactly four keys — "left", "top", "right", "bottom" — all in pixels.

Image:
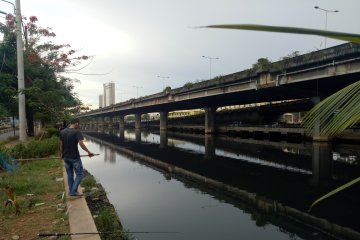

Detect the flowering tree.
[{"left": 0, "top": 15, "right": 91, "bottom": 135}]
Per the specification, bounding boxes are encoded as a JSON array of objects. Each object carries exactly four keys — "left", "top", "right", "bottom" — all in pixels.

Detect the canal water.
[{"left": 81, "top": 129, "right": 360, "bottom": 240}]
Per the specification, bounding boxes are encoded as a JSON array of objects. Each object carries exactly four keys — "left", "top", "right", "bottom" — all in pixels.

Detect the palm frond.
[
  {"left": 308, "top": 176, "right": 360, "bottom": 212},
  {"left": 201, "top": 24, "right": 360, "bottom": 44},
  {"left": 302, "top": 80, "right": 360, "bottom": 136}
]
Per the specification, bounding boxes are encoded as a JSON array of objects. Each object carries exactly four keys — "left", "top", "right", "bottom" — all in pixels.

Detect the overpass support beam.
[
  {"left": 135, "top": 114, "right": 141, "bottom": 130},
  {"left": 119, "top": 115, "right": 125, "bottom": 130},
  {"left": 108, "top": 116, "right": 113, "bottom": 129},
  {"left": 311, "top": 97, "right": 331, "bottom": 142},
  {"left": 159, "top": 111, "right": 168, "bottom": 131},
  {"left": 98, "top": 117, "right": 104, "bottom": 130},
  {"left": 205, "top": 107, "right": 217, "bottom": 134}
]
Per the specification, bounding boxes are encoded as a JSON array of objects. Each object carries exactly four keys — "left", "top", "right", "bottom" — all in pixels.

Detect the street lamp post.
[
  {"left": 132, "top": 85, "right": 143, "bottom": 98},
  {"left": 157, "top": 75, "right": 170, "bottom": 90},
  {"left": 0, "top": 0, "right": 27, "bottom": 141},
  {"left": 202, "top": 55, "right": 219, "bottom": 80},
  {"left": 314, "top": 6, "right": 339, "bottom": 48}
]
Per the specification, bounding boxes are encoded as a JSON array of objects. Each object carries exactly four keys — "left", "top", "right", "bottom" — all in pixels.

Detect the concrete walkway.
[
  {"left": 63, "top": 167, "right": 101, "bottom": 240},
  {"left": 0, "top": 129, "right": 18, "bottom": 141}
]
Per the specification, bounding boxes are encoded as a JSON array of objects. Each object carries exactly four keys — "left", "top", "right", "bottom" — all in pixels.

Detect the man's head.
[{"left": 69, "top": 118, "right": 80, "bottom": 128}]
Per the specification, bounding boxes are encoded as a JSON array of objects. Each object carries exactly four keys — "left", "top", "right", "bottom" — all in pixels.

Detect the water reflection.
[
  {"left": 310, "top": 142, "right": 333, "bottom": 187},
  {"left": 82, "top": 129, "right": 360, "bottom": 239}
]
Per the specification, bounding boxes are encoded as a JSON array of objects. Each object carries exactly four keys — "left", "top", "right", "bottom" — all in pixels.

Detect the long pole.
[
  {"left": 15, "top": 0, "right": 27, "bottom": 142},
  {"left": 314, "top": 6, "right": 339, "bottom": 48},
  {"left": 202, "top": 56, "right": 219, "bottom": 80},
  {"left": 157, "top": 75, "right": 169, "bottom": 90}
]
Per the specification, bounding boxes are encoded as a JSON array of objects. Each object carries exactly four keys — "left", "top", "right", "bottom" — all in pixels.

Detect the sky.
[{"left": 1, "top": 0, "right": 360, "bottom": 109}]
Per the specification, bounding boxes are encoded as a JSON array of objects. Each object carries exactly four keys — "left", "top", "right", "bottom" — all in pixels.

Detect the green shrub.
[
  {"left": 47, "top": 127, "right": 60, "bottom": 138},
  {"left": 3, "top": 136, "right": 59, "bottom": 159}
]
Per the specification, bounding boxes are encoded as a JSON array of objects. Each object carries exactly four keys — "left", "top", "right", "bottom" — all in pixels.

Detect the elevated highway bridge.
[{"left": 77, "top": 43, "right": 360, "bottom": 141}]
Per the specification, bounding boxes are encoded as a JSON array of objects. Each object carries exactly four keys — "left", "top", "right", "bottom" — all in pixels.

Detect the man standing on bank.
[{"left": 60, "top": 118, "right": 94, "bottom": 197}]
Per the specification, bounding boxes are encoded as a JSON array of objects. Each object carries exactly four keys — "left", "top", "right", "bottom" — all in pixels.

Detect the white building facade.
[{"left": 103, "top": 82, "right": 115, "bottom": 107}]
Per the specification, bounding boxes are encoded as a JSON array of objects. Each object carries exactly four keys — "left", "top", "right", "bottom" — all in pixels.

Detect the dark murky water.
[{"left": 81, "top": 129, "right": 360, "bottom": 240}]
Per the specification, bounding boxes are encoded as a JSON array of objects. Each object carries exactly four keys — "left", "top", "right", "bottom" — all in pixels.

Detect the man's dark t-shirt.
[{"left": 60, "top": 128, "right": 84, "bottom": 158}]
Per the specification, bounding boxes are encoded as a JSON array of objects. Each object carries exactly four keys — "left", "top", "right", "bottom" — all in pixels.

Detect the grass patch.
[
  {"left": 0, "top": 159, "right": 70, "bottom": 239},
  {"left": 0, "top": 136, "right": 70, "bottom": 239}
]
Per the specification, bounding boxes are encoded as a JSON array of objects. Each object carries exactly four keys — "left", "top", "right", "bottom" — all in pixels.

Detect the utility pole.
[{"left": 15, "top": 0, "right": 27, "bottom": 141}]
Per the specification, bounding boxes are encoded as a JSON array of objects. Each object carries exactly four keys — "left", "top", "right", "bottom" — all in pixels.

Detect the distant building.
[
  {"left": 99, "top": 94, "right": 104, "bottom": 108},
  {"left": 103, "top": 82, "right": 115, "bottom": 107}
]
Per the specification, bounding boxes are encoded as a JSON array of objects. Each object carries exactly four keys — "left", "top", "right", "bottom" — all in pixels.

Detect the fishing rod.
[
  {"left": 16, "top": 154, "right": 100, "bottom": 162},
  {"left": 37, "top": 231, "right": 180, "bottom": 237}
]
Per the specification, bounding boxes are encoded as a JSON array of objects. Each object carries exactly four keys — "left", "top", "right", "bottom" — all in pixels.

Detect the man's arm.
[{"left": 79, "top": 140, "right": 94, "bottom": 157}]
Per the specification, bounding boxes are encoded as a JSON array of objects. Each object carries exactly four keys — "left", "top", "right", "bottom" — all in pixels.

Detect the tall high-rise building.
[
  {"left": 103, "top": 82, "right": 115, "bottom": 107},
  {"left": 99, "top": 94, "right": 103, "bottom": 108}
]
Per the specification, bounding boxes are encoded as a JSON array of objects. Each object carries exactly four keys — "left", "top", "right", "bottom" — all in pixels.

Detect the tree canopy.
[{"left": 0, "top": 14, "right": 91, "bottom": 133}]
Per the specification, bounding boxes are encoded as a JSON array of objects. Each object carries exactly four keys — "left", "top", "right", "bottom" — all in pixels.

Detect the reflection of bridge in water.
[{"left": 84, "top": 130, "right": 360, "bottom": 239}]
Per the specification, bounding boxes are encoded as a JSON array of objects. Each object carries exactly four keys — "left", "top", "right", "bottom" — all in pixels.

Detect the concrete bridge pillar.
[
  {"left": 205, "top": 107, "right": 217, "bottom": 134},
  {"left": 98, "top": 117, "right": 104, "bottom": 130},
  {"left": 108, "top": 116, "right": 114, "bottom": 129},
  {"left": 160, "top": 111, "right": 168, "bottom": 131},
  {"left": 119, "top": 115, "right": 125, "bottom": 130},
  {"left": 135, "top": 114, "right": 141, "bottom": 130},
  {"left": 311, "top": 96, "right": 331, "bottom": 142}
]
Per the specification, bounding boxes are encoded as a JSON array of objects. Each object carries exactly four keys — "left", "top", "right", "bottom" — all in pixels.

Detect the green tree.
[{"left": 0, "top": 15, "right": 90, "bottom": 135}]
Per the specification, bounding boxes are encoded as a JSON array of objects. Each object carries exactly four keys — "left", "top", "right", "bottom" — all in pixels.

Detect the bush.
[
  {"left": 3, "top": 136, "right": 59, "bottom": 159},
  {"left": 47, "top": 127, "right": 60, "bottom": 138}
]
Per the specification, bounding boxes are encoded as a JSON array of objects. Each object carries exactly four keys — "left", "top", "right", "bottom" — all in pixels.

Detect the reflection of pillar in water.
[
  {"left": 104, "top": 148, "right": 116, "bottom": 163},
  {"left": 160, "top": 130, "right": 168, "bottom": 148},
  {"left": 310, "top": 142, "right": 333, "bottom": 187},
  {"left": 135, "top": 128, "right": 141, "bottom": 143},
  {"left": 119, "top": 128, "right": 125, "bottom": 141},
  {"left": 204, "top": 134, "right": 216, "bottom": 160}
]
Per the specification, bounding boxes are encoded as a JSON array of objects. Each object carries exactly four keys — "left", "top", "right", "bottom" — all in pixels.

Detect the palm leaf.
[
  {"left": 301, "top": 80, "right": 360, "bottom": 136},
  {"left": 308, "top": 176, "right": 360, "bottom": 212},
  {"left": 202, "top": 24, "right": 360, "bottom": 44}
]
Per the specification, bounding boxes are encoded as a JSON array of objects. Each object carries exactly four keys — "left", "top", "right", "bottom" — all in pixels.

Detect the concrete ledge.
[{"left": 63, "top": 166, "right": 101, "bottom": 240}]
